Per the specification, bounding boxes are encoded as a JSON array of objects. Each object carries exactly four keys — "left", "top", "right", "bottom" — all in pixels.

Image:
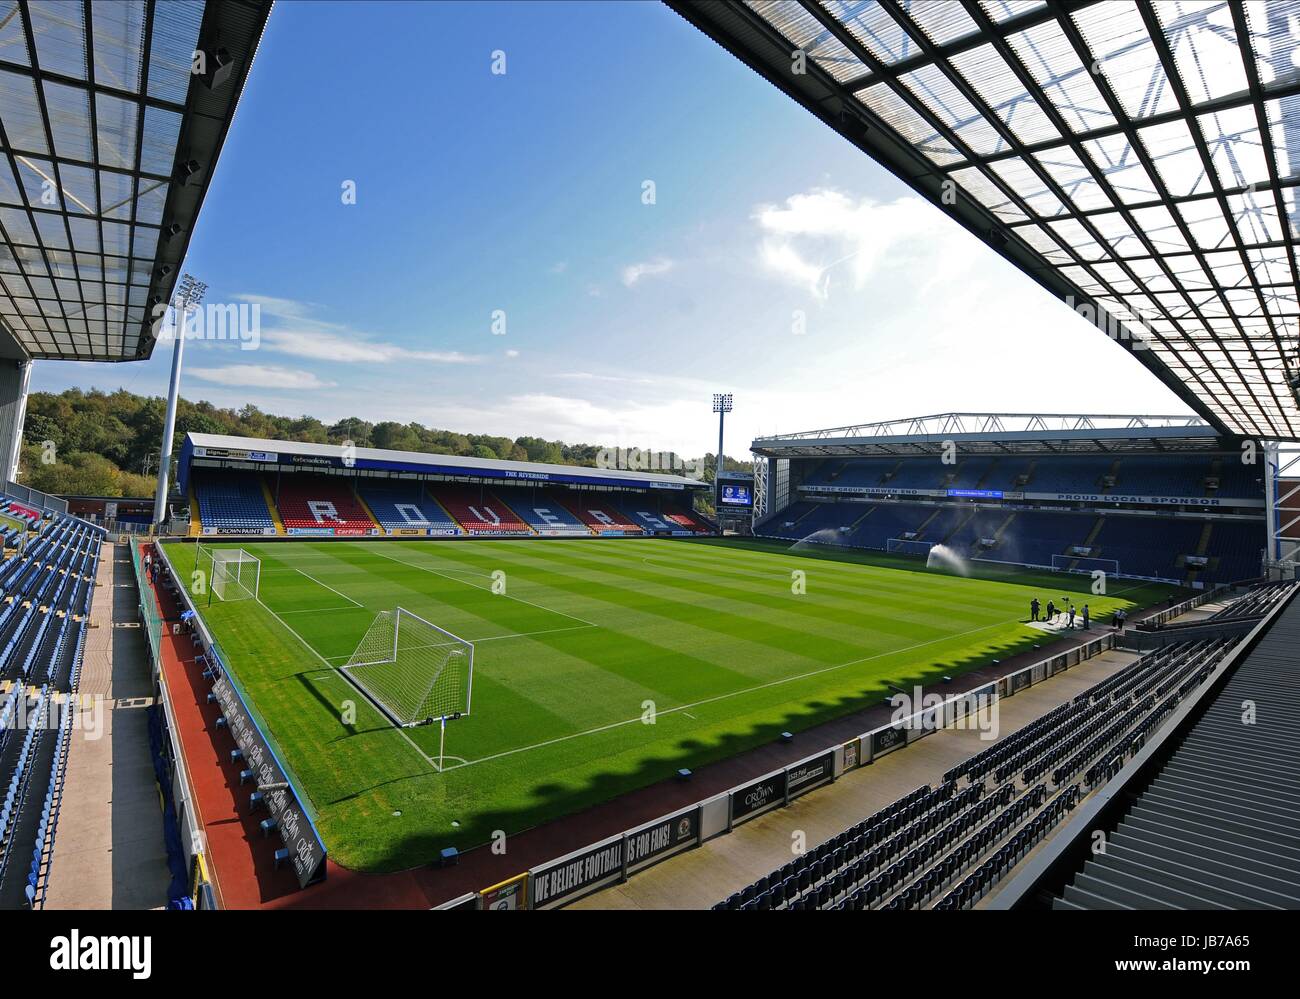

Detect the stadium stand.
[
  {"left": 275, "top": 477, "right": 377, "bottom": 535},
  {"left": 0, "top": 505, "right": 102, "bottom": 908},
  {"left": 560, "top": 496, "right": 645, "bottom": 535},
  {"left": 359, "top": 485, "right": 462, "bottom": 535},
  {"left": 430, "top": 486, "right": 532, "bottom": 536},
  {"left": 663, "top": 503, "right": 712, "bottom": 534},
  {"left": 194, "top": 473, "right": 276, "bottom": 534},
  {"left": 715, "top": 631, "right": 1240, "bottom": 911},
  {"left": 755, "top": 499, "right": 1262, "bottom": 585},
  {"left": 1049, "top": 592, "right": 1300, "bottom": 910},
  {"left": 502, "top": 492, "right": 589, "bottom": 535}
]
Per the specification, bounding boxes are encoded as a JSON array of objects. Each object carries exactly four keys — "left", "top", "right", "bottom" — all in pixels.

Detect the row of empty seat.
[
  {"left": 193, "top": 473, "right": 712, "bottom": 537},
  {"left": 758, "top": 501, "right": 1262, "bottom": 583},
  {"left": 1052, "top": 589, "right": 1299, "bottom": 909},
  {"left": 716, "top": 634, "right": 1238, "bottom": 911},
  {"left": 0, "top": 504, "right": 103, "bottom": 909},
  {"left": 803, "top": 454, "right": 1262, "bottom": 499}
]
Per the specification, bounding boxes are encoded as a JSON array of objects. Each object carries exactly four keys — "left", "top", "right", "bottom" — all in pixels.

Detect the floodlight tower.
[
  {"left": 152, "top": 274, "right": 207, "bottom": 528},
  {"left": 712, "top": 392, "right": 733, "bottom": 486}
]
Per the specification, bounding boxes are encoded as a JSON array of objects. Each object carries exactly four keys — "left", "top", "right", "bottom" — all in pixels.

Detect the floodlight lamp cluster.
[
  {"left": 712, "top": 393, "right": 733, "bottom": 413},
  {"left": 176, "top": 274, "right": 208, "bottom": 312}
]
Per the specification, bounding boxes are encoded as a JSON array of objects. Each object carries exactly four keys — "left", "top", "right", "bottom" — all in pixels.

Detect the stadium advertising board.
[
  {"left": 948, "top": 488, "right": 1003, "bottom": 499},
  {"left": 480, "top": 873, "right": 528, "bottom": 910},
  {"left": 287, "top": 527, "right": 335, "bottom": 536},
  {"left": 787, "top": 751, "right": 834, "bottom": 799},
  {"left": 802, "top": 484, "right": 936, "bottom": 497},
  {"left": 871, "top": 723, "right": 907, "bottom": 759},
  {"left": 731, "top": 770, "right": 787, "bottom": 823},
  {"left": 1036, "top": 491, "right": 1261, "bottom": 507},
  {"left": 193, "top": 446, "right": 278, "bottom": 462},
  {"left": 204, "top": 526, "right": 276, "bottom": 536},
  {"left": 843, "top": 738, "right": 861, "bottom": 771},
  {"left": 625, "top": 808, "right": 700, "bottom": 873},
  {"left": 210, "top": 671, "right": 326, "bottom": 888},
  {"left": 529, "top": 837, "right": 624, "bottom": 908}
]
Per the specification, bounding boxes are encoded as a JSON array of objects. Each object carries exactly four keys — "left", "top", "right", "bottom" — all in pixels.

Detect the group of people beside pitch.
[{"left": 1027, "top": 596, "right": 1126, "bottom": 631}]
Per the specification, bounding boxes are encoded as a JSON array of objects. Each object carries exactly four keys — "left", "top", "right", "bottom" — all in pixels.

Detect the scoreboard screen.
[{"left": 717, "top": 479, "right": 753, "bottom": 508}]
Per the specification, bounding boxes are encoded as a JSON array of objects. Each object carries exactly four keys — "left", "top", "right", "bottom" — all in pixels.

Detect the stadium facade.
[
  {"left": 179, "top": 432, "right": 712, "bottom": 538},
  {"left": 750, "top": 413, "right": 1275, "bottom": 585}
]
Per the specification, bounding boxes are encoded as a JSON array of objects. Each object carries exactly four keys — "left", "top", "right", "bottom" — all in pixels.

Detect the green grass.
[{"left": 165, "top": 537, "right": 1179, "bottom": 872}]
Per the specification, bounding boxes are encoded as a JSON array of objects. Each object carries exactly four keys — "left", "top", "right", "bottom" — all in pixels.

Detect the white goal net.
[
  {"left": 210, "top": 548, "right": 260, "bottom": 601},
  {"left": 886, "top": 537, "right": 936, "bottom": 557},
  {"left": 340, "top": 607, "right": 473, "bottom": 728},
  {"left": 1050, "top": 554, "right": 1119, "bottom": 577}
]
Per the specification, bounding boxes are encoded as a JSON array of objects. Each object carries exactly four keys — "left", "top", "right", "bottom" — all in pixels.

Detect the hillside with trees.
[{"left": 18, "top": 388, "right": 750, "bottom": 511}]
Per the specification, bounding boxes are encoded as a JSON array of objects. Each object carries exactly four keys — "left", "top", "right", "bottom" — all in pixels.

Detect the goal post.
[
  {"left": 1050, "top": 554, "right": 1119, "bottom": 578},
  {"left": 340, "top": 607, "right": 474, "bottom": 731},
  {"left": 208, "top": 548, "right": 261, "bottom": 602},
  {"left": 886, "top": 537, "right": 936, "bottom": 557}
]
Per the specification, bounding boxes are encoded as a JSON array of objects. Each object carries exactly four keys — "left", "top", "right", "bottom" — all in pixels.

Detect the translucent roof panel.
[
  {"left": 0, "top": 0, "right": 269, "bottom": 362},
  {"left": 680, "top": 0, "right": 1300, "bottom": 439}
]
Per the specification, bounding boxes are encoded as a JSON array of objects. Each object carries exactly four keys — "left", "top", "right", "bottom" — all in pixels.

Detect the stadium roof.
[
  {"left": 180, "top": 432, "right": 710, "bottom": 492},
  {"left": 0, "top": 0, "right": 271, "bottom": 362},
  {"left": 751, "top": 410, "right": 1233, "bottom": 456},
  {"left": 670, "top": 0, "right": 1300, "bottom": 441}
]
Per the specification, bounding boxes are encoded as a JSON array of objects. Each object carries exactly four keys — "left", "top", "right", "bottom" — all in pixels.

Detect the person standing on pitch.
[
  {"left": 1067, "top": 603, "right": 1076, "bottom": 629},
  {"left": 1081, "top": 604, "right": 1090, "bottom": 630},
  {"left": 1030, "top": 597, "right": 1040, "bottom": 622},
  {"left": 1046, "top": 599, "right": 1056, "bottom": 624}
]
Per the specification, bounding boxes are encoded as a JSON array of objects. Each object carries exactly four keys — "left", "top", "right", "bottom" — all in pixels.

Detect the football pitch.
[{"left": 165, "top": 537, "right": 1178, "bottom": 872}]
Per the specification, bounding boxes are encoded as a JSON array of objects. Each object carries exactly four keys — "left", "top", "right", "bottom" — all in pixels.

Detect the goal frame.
[
  {"left": 206, "top": 547, "right": 261, "bottom": 603},
  {"left": 1050, "top": 554, "right": 1119, "bottom": 578},
  {"left": 886, "top": 537, "right": 936, "bottom": 557},
  {"left": 339, "top": 606, "right": 474, "bottom": 732}
]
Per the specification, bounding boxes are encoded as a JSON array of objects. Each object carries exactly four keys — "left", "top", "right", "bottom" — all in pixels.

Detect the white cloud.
[
  {"left": 621, "top": 257, "right": 674, "bottom": 287},
  {"left": 505, "top": 349, "right": 520, "bottom": 358},
  {"left": 188, "top": 365, "right": 335, "bottom": 390},
  {"left": 753, "top": 189, "right": 960, "bottom": 300},
  {"left": 259, "top": 328, "right": 481, "bottom": 364}
]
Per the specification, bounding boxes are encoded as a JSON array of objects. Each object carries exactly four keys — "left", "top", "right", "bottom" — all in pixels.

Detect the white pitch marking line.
[
  {"left": 275, "top": 605, "right": 361, "bottom": 615},
  {"left": 365, "top": 544, "right": 600, "bottom": 627},
  {"left": 290, "top": 566, "right": 363, "bottom": 607},
  {"left": 443, "top": 580, "right": 1155, "bottom": 772}
]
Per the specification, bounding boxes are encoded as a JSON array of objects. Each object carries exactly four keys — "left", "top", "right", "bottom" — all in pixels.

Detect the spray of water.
[
  {"left": 926, "top": 543, "right": 969, "bottom": 576},
  {"left": 791, "top": 527, "right": 847, "bottom": 552}
]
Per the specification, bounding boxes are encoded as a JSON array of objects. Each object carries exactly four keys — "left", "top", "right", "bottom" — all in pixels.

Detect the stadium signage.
[
  {"left": 205, "top": 526, "right": 276, "bottom": 536},
  {"left": 193, "top": 446, "right": 278, "bottom": 462},
  {"left": 625, "top": 809, "right": 700, "bottom": 872},
  {"left": 210, "top": 670, "right": 326, "bottom": 888},
  {"left": 786, "top": 751, "right": 834, "bottom": 799},
  {"left": 1040, "top": 492, "right": 1260, "bottom": 507},
  {"left": 731, "top": 771, "right": 787, "bottom": 822},
  {"left": 480, "top": 873, "right": 528, "bottom": 910},
  {"left": 530, "top": 838, "right": 624, "bottom": 908},
  {"left": 802, "top": 485, "right": 934, "bottom": 497},
  {"left": 948, "top": 488, "right": 1003, "bottom": 499},
  {"left": 871, "top": 724, "right": 907, "bottom": 758}
]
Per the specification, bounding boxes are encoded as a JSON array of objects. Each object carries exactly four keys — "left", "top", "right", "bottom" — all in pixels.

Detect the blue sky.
[{"left": 34, "top": 0, "right": 1192, "bottom": 455}]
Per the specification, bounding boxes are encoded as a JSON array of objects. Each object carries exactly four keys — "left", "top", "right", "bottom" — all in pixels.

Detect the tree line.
[{"left": 18, "top": 387, "right": 750, "bottom": 508}]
